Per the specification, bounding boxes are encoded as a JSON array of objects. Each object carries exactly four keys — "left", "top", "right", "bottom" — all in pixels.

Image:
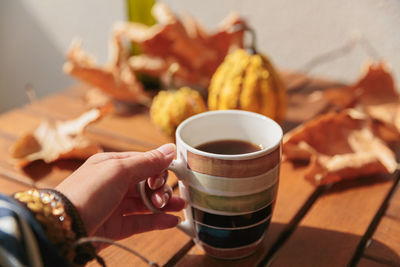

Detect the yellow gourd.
[
  {"left": 150, "top": 86, "right": 207, "bottom": 137},
  {"left": 208, "top": 31, "right": 286, "bottom": 122}
]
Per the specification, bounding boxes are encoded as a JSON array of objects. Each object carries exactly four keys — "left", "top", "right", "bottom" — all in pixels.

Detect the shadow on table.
[
  {"left": 111, "top": 101, "right": 150, "bottom": 117},
  {"left": 325, "top": 174, "right": 394, "bottom": 195},
  {"left": 22, "top": 159, "right": 83, "bottom": 183},
  {"left": 175, "top": 223, "right": 399, "bottom": 267}
]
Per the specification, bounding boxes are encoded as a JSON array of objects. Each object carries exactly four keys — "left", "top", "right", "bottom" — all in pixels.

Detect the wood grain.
[
  {"left": 364, "top": 215, "right": 400, "bottom": 266},
  {"left": 269, "top": 176, "right": 394, "bottom": 267},
  {"left": 386, "top": 185, "right": 400, "bottom": 221},
  {"left": 88, "top": 226, "right": 191, "bottom": 267},
  {"left": 358, "top": 257, "right": 388, "bottom": 267},
  {"left": 0, "top": 175, "right": 29, "bottom": 195},
  {"left": 25, "top": 87, "right": 173, "bottom": 151}
]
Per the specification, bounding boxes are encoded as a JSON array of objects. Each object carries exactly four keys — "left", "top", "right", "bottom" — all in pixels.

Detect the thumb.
[{"left": 120, "top": 143, "right": 176, "bottom": 184}]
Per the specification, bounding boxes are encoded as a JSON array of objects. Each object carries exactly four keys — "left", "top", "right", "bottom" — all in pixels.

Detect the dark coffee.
[{"left": 196, "top": 139, "right": 261, "bottom": 155}]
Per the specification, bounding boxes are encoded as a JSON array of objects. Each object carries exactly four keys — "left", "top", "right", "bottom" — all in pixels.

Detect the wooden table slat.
[
  {"left": 269, "top": 176, "right": 394, "bottom": 267},
  {"left": 0, "top": 175, "right": 29, "bottom": 195},
  {"left": 386, "top": 185, "right": 400, "bottom": 221},
  {"left": 87, "top": 228, "right": 192, "bottom": 267},
  {"left": 358, "top": 257, "right": 389, "bottom": 267},
  {"left": 364, "top": 215, "right": 400, "bottom": 265},
  {"left": 25, "top": 89, "right": 173, "bottom": 150}
]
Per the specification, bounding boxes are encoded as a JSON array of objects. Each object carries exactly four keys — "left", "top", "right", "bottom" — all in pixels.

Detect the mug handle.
[{"left": 138, "top": 158, "right": 195, "bottom": 238}]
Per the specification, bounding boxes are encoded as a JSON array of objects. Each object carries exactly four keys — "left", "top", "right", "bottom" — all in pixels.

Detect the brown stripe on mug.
[
  {"left": 200, "top": 237, "right": 263, "bottom": 259},
  {"left": 187, "top": 146, "right": 280, "bottom": 178}
]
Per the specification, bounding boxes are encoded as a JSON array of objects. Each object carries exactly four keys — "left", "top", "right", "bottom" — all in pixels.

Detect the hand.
[{"left": 56, "top": 143, "right": 185, "bottom": 242}]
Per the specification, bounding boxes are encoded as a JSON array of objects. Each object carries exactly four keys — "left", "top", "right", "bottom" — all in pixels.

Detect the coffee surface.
[{"left": 196, "top": 139, "right": 261, "bottom": 155}]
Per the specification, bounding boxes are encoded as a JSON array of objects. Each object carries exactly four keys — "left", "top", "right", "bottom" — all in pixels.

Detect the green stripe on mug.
[{"left": 188, "top": 183, "right": 278, "bottom": 213}]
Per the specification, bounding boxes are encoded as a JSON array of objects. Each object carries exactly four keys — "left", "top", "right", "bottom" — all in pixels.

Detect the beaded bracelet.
[{"left": 13, "top": 189, "right": 101, "bottom": 266}]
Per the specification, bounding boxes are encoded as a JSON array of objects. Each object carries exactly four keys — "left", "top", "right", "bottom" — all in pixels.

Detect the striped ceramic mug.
[{"left": 140, "top": 110, "right": 282, "bottom": 259}]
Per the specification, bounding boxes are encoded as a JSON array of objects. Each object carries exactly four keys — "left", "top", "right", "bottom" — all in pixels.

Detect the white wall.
[
  {"left": 164, "top": 0, "right": 400, "bottom": 83},
  {"left": 0, "top": 0, "right": 125, "bottom": 112},
  {"left": 1, "top": 0, "right": 399, "bottom": 112}
]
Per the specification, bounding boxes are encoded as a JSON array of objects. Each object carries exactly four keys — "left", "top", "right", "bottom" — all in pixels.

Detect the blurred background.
[{"left": 1, "top": 0, "right": 399, "bottom": 112}]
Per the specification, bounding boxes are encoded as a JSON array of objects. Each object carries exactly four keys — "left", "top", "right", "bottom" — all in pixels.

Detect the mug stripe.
[
  {"left": 195, "top": 217, "right": 271, "bottom": 248},
  {"left": 191, "top": 203, "right": 273, "bottom": 228},
  {"left": 187, "top": 146, "right": 280, "bottom": 178},
  {"left": 195, "top": 214, "right": 271, "bottom": 231},
  {"left": 186, "top": 165, "right": 280, "bottom": 196},
  {"left": 199, "top": 236, "right": 264, "bottom": 259},
  {"left": 189, "top": 183, "right": 278, "bottom": 213}
]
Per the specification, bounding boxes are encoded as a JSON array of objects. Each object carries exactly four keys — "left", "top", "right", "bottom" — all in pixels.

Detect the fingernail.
[
  {"left": 154, "top": 194, "right": 163, "bottom": 207},
  {"left": 157, "top": 143, "right": 176, "bottom": 157},
  {"left": 152, "top": 176, "right": 165, "bottom": 189},
  {"left": 160, "top": 193, "right": 170, "bottom": 208}
]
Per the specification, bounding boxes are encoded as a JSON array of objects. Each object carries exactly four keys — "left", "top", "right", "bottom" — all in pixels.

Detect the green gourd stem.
[
  {"left": 229, "top": 24, "right": 258, "bottom": 55},
  {"left": 245, "top": 26, "right": 258, "bottom": 55}
]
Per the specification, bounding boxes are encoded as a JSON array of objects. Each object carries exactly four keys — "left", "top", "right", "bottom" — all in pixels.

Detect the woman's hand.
[{"left": 56, "top": 144, "right": 185, "bottom": 242}]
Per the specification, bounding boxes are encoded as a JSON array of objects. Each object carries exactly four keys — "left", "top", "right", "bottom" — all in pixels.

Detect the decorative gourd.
[
  {"left": 150, "top": 86, "right": 207, "bottom": 137},
  {"left": 208, "top": 28, "right": 286, "bottom": 122}
]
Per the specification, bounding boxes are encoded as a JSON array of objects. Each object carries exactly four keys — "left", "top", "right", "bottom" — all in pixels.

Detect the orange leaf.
[
  {"left": 351, "top": 61, "right": 399, "bottom": 106},
  {"left": 325, "top": 61, "right": 399, "bottom": 109},
  {"left": 117, "top": 2, "right": 246, "bottom": 87},
  {"left": 283, "top": 109, "right": 397, "bottom": 185},
  {"left": 63, "top": 39, "right": 151, "bottom": 104},
  {"left": 366, "top": 103, "right": 400, "bottom": 142}
]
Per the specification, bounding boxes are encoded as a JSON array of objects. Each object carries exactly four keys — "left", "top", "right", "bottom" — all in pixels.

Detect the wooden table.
[{"left": 0, "top": 73, "right": 399, "bottom": 267}]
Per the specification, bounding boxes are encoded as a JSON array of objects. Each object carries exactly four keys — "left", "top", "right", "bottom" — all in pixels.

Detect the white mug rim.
[{"left": 175, "top": 110, "right": 283, "bottom": 160}]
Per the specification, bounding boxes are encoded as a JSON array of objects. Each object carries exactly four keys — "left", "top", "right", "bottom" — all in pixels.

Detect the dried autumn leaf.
[
  {"left": 353, "top": 61, "right": 400, "bottom": 141},
  {"left": 116, "top": 2, "right": 246, "bottom": 87},
  {"left": 63, "top": 38, "right": 151, "bottom": 104},
  {"left": 128, "top": 54, "right": 168, "bottom": 78},
  {"left": 11, "top": 108, "right": 105, "bottom": 167},
  {"left": 283, "top": 109, "right": 397, "bottom": 185},
  {"left": 84, "top": 88, "right": 114, "bottom": 109},
  {"left": 366, "top": 103, "right": 400, "bottom": 142},
  {"left": 323, "top": 60, "right": 400, "bottom": 142},
  {"left": 352, "top": 61, "right": 399, "bottom": 106},
  {"left": 324, "top": 61, "right": 399, "bottom": 110}
]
